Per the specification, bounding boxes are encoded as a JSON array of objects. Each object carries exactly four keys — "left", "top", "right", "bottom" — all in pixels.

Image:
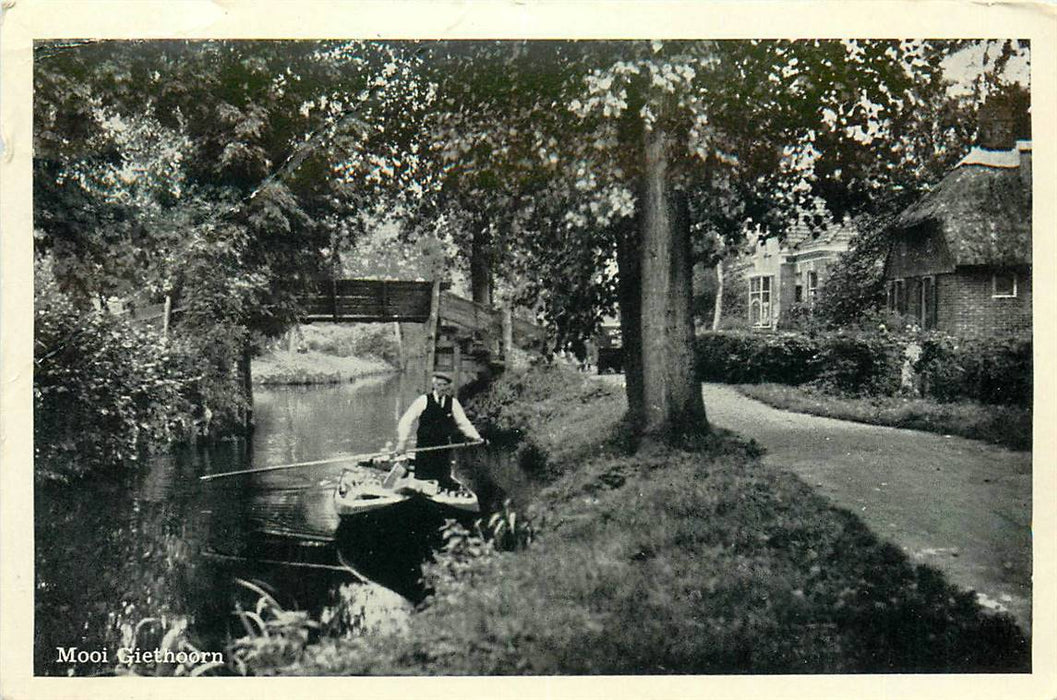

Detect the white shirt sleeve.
[
  {"left": 451, "top": 397, "right": 482, "bottom": 441},
  {"left": 395, "top": 395, "right": 428, "bottom": 450}
]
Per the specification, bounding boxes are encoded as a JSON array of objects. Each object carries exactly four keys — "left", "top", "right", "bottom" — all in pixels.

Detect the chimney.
[
  {"left": 977, "top": 98, "right": 1016, "bottom": 150},
  {"left": 1017, "top": 140, "right": 1032, "bottom": 188}
]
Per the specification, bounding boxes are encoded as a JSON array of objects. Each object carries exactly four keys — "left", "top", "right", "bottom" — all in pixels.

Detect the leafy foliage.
[
  {"left": 696, "top": 329, "right": 1031, "bottom": 407},
  {"left": 917, "top": 333, "right": 1032, "bottom": 407},
  {"left": 34, "top": 39, "right": 438, "bottom": 338},
  {"left": 812, "top": 333, "right": 904, "bottom": 397},
  {"left": 696, "top": 330, "right": 905, "bottom": 397},
  {"left": 34, "top": 263, "right": 197, "bottom": 482},
  {"left": 696, "top": 331, "right": 825, "bottom": 386}
]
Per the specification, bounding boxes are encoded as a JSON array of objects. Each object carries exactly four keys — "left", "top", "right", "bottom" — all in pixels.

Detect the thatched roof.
[{"left": 890, "top": 144, "right": 1032, "bottom": 267}]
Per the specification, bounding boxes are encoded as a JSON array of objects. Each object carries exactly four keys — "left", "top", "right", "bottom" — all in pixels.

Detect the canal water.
[{"left": 34, "top": 371, "right": 517, "bottom": 676}]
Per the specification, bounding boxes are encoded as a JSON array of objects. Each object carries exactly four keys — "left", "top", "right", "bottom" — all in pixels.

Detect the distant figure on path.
[{"left": 395, "top": 371, "right": 481, "bottom": 490}]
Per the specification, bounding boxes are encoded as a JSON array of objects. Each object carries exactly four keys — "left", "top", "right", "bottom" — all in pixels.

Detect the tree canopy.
[{"left": 34, "top": 38, "right": 1030, "bottom": 441}]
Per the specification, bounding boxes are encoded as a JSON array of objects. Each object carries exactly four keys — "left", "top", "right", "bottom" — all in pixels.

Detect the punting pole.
[{"left": 198, "top": 439, "right": 484, "bottom": 482}]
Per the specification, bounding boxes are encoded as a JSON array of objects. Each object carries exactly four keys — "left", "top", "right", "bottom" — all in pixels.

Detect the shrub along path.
[{"left": 699, "top": 382, "right": 1033, "bottom": 633}]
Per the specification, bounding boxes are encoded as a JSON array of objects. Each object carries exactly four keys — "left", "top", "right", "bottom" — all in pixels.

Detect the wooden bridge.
[
  {"left": 298, "top": 279, "right": 546, "bottom": 388},
  {"left": 127, "top": 279, "right": 547, "bottom": 390},
  {"left": 298, "top": 279, "right": 436, "bottom": 323}
]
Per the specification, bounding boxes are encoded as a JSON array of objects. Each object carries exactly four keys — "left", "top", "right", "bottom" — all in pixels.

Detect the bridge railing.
[
  {"left": 438, "top": 291, "right": 547, "bottom": 348},
  {"left": 299, "top": 279, "right": 435, "bottom": 323}
]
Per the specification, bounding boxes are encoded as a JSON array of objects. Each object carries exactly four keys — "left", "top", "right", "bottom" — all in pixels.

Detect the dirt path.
[{"left": 699, "top": 383, "right": 1033, "bottom": 634}]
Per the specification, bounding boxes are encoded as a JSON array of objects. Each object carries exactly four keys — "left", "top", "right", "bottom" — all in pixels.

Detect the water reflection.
[
  {"left": 35, "top": 373, "right": 422, "bottom": 676},
  {"left": 35, "top": 371, "right": 521, "bottom": 676}
]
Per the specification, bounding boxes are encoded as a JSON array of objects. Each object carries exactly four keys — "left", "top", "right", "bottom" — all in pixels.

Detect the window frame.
[
  {"left": 749, "top": 275, "right": 774, "bottom": 328},
  {"left": 992, "top": 272, "right": 1018, "bottom": 298}
]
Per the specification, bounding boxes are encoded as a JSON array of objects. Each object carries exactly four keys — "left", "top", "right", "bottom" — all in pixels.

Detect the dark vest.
[{"left": 416, "top": 393, "right": 457, "bottom": 448}]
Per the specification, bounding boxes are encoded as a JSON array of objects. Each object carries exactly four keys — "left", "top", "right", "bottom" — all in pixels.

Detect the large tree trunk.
[
  {"left": 638, "top": 124, "right": 707, "bottom": 438},
  {"left": 616, "top": 219, "right": 644, "bottom": 426}
]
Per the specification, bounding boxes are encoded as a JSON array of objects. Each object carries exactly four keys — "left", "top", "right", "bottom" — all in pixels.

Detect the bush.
[
  {"left": 696, "top": 329, "right": 1032, "bottom": 405},
  {"left": 34, "top": 268, "right": 198, "bottom": 482},
  {"left": 170, "top": 320, "right": 253, "bottom": 437},
  {"left": 917, "top": 334, "right": 1031, "bottom": 407},
  {"left": 696, "top": 331, "right": 822, "bottom": 385},
  {"left": 811, "top": 332, "right": 903, "bottom": 397},
  {"left": 776, "top": 302, "right": 821, "bottom": 332}
]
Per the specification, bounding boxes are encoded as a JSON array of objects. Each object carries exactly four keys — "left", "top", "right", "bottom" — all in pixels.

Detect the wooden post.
[
  {"left": 393, "top": 322, "right": 405, "bottom": 370},
  {"left": 331, "top": 278, "right": 338, "bottom": 322},
  {"left": 453, "top": 340, "right": 462, "bottom": 393},
  {"left": 240, "top": 340, "right": 255, "bottom": 435},
  {"left": 162, "top": 295, "right": 172, "bottom": 337},
  {"left": 424, "top": 279, "right": 441, "bottom": 389}
]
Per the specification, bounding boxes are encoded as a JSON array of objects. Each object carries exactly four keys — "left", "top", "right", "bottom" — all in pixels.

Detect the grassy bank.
[
  {"left": 251, "top": 366, "right": 1027, "bottom": 675},
  {"left": 735, "top": 383, "right": 1031, "bottom": 451},
  {"left": 253, "top": 350, "right": 394, "bottom": 385},
  {"left": 254, "top": 323, "right": 406, "bottom": 385}
]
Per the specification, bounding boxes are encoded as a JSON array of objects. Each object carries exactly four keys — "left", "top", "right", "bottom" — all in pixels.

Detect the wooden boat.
[
  {"left": 333, "top": 457, "right": 480, "bottom": 518},
  {"left": 332, "top": 452, "right": 482, "bottom": 602}
]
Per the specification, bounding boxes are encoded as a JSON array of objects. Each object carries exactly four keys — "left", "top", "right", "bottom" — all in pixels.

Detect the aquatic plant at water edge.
[
  {"left": 113, "top": 615, "right": 226, "bottom": 677},
  {"left": 226, "top": 578, "right": 319, "bottom": 675}
]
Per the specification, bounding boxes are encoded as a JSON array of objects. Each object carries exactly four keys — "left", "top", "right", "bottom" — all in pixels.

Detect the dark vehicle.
[{"left": 596, "top": 324, "right": 623, "bottom": 374}]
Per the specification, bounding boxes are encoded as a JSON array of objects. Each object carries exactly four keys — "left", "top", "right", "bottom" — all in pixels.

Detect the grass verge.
[
  {"left": 257, "top": 366, "right": 1029, "bottom": 674},
  {"left": 736, "top": 383, "right": 1031, "bottom": 451}
]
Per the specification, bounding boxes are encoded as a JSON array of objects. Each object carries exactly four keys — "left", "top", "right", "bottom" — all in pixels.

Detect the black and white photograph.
[{"left": 1, "top": 2, "right": 1055, "bottom": 698}]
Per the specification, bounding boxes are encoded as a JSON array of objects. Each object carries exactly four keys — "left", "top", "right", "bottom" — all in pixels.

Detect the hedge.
[
  {"left": 696, "top": 330, "right": 1031, "bottom": 406},
  {"left": 696, "top": 331, "right": 821, "bottom": 386},
  {"left": 916, "top": 334, "right": 1032, "bottom": 408}
]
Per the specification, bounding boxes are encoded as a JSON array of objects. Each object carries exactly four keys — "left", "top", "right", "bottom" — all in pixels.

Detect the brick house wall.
[{"left": 935, "top": 266, "right": 1032, "bottom": 337}]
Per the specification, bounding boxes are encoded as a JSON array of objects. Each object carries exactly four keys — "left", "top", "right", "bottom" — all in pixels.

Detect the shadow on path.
[{"left": 700, "top": 383, "right": 1032, "bottom": 634}]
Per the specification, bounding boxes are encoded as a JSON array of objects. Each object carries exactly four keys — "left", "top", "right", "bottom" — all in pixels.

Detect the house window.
[
  {"left": 749, "top": 275, "right": 773, "bottom": 327},
  {"left": 906, "top": 277, "right": 921, "bottom": 321},
  {"left": 920, "top": 276, "right": 937, "bottom": 329},
  {"left": 993, "top": 272, "right": 1018, "bottom": 298},
  {"left": 795, "top": 285, "right": 803, "bottom": 303},
  {"left": 889, "top": 278, "right": 907, "bottom": 315},
  {"left": 807, "top": 271, "right": 819, "bottom": 303}
]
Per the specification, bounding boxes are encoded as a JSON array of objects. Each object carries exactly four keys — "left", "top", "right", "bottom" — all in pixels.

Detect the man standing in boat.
[{"left": 394, "top": 371, "right": 482, "bottom": 491}]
